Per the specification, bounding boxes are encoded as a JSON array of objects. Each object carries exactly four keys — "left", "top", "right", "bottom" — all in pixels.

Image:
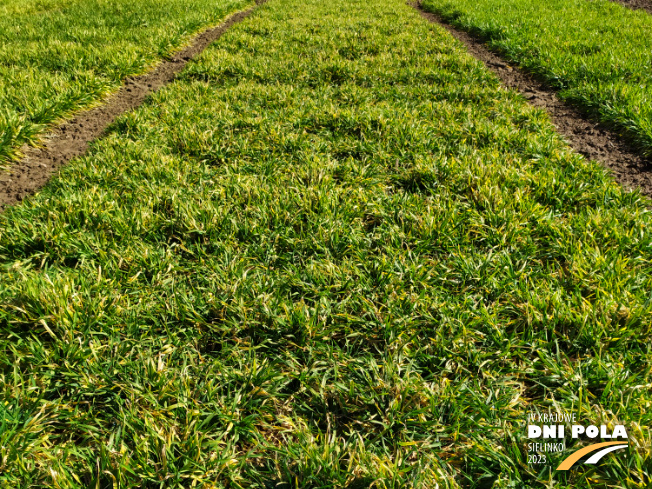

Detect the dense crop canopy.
[{"left": 1, "top": 0, "right": 651, "bottom": 487}]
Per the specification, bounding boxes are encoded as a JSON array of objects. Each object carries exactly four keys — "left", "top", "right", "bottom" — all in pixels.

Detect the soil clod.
[{"left": 612, "top": 0, "right": 652, "bottom": 15}]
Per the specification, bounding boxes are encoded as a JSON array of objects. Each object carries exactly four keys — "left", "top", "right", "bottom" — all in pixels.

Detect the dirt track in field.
[
  {"left": 613, "top": 0, "right": 652, "bottom": 15},
  {"left": 0, "top": 1, "right": 266, "bottom": 212},
  {"left": 412, "top": 2, "right": 652, "bottom": 197},
  {"left": 2, "top": 0, "right": 651, "bottom": 212}
]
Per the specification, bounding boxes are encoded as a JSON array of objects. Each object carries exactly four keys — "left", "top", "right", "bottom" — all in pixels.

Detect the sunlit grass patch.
[
  {"left": 0, "top": 0, "right": 251, "bottom": 164},
  {"left": 422, "top": 0, "right": 652, "bottom": 157}
]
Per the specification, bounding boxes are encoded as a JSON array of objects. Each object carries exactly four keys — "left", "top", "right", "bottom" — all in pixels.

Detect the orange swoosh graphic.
[{"left": 557, "top": 441, "right": 628, "bottom": 470}]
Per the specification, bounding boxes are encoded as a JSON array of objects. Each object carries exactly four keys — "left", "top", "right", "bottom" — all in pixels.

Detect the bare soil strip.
[
  {"left": 413, "top": 1, "right": 652, "bottom": 197},
  {"left": 612, "top": 0, "right": 652, "bottom": 15},
  {"left": 0, "top": 2, "right": 265, "bottom": 212}
]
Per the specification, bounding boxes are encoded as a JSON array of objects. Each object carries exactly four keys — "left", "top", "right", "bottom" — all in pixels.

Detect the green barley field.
[
  {"left": 0, "top": 0, "right": 249, "bottom": 164},
  {"left": 422, "top": 0, "right": 652, "bottom": 156},
  {"left": 1, "top": 0, "right": 651, "bottom": 487}
]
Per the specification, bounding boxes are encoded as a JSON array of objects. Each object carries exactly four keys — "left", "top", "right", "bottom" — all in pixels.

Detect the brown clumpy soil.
[
  {"left": 0, "top": 2, "right": 265, "bottom": 213},
  {"left": 612, "top": 0, "right": 652, "bottom": 15},
  {"left": 413, "top": 2, "right": 652, "bottom": 198}
]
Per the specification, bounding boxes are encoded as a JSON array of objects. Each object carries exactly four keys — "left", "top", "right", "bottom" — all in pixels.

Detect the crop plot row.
[
  {"left": 0, "top": 0, "right": 250, "bottom": 164},
  {"left": 412, "top": 2, "right": 652, "bottom": 197},
  {"left": 1, "top": 0, "right": 651, "bottom": 487},
  {"left": 421, "top": 0, "right": 652, "bottom": 158}
]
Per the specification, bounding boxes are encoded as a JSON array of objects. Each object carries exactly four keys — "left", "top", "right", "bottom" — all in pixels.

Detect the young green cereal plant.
[{"left": 0, "top": 0, "right": 651, "bottom": 487}]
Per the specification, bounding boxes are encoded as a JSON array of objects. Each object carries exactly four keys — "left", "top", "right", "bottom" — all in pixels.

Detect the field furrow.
[
  {"left": 413, "top": 2, "right": 652, "bottom": 197},
  {"left": 0, "top": 0, "right": 251, "bottom": 164},
  {"left": 0, "top": 3, "right": 263, "bottom": 211},
  {"left": 614, "top": 0, "right": 652, "bottom": 15},
  {"left": 1, "top": 0, "right": 651, "bottom": 487},
  {"left": 422, "top": 0, "right": 652, "bottom": 158}
]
